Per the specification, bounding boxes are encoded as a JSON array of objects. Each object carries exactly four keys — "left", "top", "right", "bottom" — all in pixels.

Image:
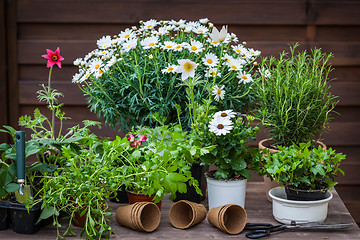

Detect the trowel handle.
[{"left": 16, "top": 131, "right": 26, "bottom": 183}]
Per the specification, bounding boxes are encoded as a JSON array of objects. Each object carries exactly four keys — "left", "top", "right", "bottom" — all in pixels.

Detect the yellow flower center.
[
  {"left": 149, "top": 42, "right": 155, "bottom": 47},
  {"left": 125, "top": 34, "right": 130, "bottom": 38},
  {"left": 51, "top": 55, "right": 58, "bottom": 61},
  {"left": 217, "top": 89, "right": 222, "bottom": 95},
  {"left": 102, "top": 51, "right": 106, "bottom": 55},
  {"left": 207, "top": 59, "right": 213, "bottom": 64},
  {"left": 211, "top": 71, "right": 216, "bottom": 76},
  {"left": 191, "top": 46, "right": 197, "bottom": 51},
  {"left": 231, "top": 65, "right": 237, "bottom": 70},
  {"left": 217, "top": 124, "right": 224, "bottom": 129},
  {"left": 198, "top": 30, "right": 203, "bottom": 33},
  {"left": 95, "top": 64, "right": 100, "bottom": 69},
  {"left": 166, "top": 45, "right": 172, "bottom": 48},
  {"left": 99, "top": 70, "right": 103, "bottom": 74},
  {"left": 242, "top": 75, "right": 248, "bottom": 80},
  {"left": 168, "top": 67, "right": 174, "bottom": 71},
  {"left": 212, "top": 41, "right": 218, "bottom": 44},
  {"left": 147, "top": 25, "right": 153, "bottom": 29},
  {"left": 251, "top": 52, "right": 254, "bottom": 55},
  {"left": 221, "top": 113, "right": 228, "bottom": 117},
  {"left": 236, "top": 49, "right": 241, "bottom": 53},
  {"left": 184, "top": 62, "right": 193, "bottom": 71},
  {"left": 176, "top": 45, "right": 181, "bottom": 49}
]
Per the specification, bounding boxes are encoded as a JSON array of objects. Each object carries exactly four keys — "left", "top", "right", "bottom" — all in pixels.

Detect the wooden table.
[{"left": 1, "top": 182, "right": 360, "bottom": 239}]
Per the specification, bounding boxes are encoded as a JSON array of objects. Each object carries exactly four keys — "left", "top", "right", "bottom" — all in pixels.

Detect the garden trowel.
[{"left": 15, "top": 131, "right": 32, "bottom": 203}]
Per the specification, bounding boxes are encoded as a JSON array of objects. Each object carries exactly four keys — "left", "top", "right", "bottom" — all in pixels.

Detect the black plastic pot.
[
  {"left": 110, "top": 185, "right": 129, "bottom": 203},
  {"left": 0, "top": 200, "right": 11, "bottom": 231},
  {"left": 8, "top": 201, "right": 52, "bottom": 234},
  {"left": 173, "top": 164, "right": 208, "bottom": 203},
  {"left": 285, "top": 187, "right": 328, "bottom": 201}
]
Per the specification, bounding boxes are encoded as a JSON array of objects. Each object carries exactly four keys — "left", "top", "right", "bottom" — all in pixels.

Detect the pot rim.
[
  {"left": 269, "top": 187, "right": 333, "bottom": 204},
  {"left": 258, "top": 138, "right": 327, "bottom": 151},
  {"left": 204, "top": 170, "right": 247, "bottom": 182}
]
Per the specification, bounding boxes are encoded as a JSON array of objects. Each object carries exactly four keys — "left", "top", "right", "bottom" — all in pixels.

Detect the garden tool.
[{"left": 15, "top": 131, "right": 32, "bottom": 203}]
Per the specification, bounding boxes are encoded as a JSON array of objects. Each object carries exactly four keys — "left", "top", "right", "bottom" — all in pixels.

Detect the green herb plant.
[
  {"left": 106, "top": 124, "right": 214, "bottom": 203},
  {"left": 35, "top": 133, "right": 126, "bottom": 240},
  {"left": 254, "top": 43, "right": 338, "bottom": 146},
  {"left": 255, "top": 142, "right": 345, "bottom": 191}
]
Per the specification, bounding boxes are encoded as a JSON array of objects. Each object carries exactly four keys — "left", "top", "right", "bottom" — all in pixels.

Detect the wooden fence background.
[{"left": 1, "top": 0, "right": 360, "bottom": 225}]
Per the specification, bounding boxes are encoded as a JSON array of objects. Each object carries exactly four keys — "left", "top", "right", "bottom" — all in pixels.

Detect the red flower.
[
  {"left": 130, "top": 140, "right": 142, "bottom": 148},
  {"left": 139, "top": 134, "right": 147, "bottom": 142},
  {"left": 42, "top": 47, "right": 64, "bottom": 68},
  {"left": 127, "top": 134, "right": 135, "bottom": 142}
]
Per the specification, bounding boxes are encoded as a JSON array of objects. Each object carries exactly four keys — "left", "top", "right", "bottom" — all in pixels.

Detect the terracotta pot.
[
  {"left": 258, "top": 138, "right": 327, "bottom": 202},
  {"left": 127, "top": 191, "right": 162, "bottom": 210}
]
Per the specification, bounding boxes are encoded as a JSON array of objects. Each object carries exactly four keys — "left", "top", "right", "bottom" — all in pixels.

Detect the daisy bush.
[
  {"left": 72, "top": 18, "right": 261, "bottom": 131},
  {"left": 193, "top": 107, "right": 259, "bottom": 180}
]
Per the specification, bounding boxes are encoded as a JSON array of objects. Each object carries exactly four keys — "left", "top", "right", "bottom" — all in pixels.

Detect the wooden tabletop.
[{"left": 1, "top": 182, "right": 359, "bottom": 239}]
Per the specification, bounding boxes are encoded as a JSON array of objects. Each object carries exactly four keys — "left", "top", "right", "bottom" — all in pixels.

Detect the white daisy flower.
[
  {"left": 140, "top": 36, "right": 159, "bottom": 49},
  {"left": 223, "top": 53, "right": 235, "bottom": 64},
  {"left": 97, "top": 35, "right": 112, "bottom": 49},
  {"left": 248, "top": 48, "right": 261, "bottom": 58},
  {"left": 106, "top": 56, "right": 118, "bottom": 68},
  {"left": 169, "top": 19, "right": 186, "bottom": 27},
  {"left": 142, "top": 19, "right": 158, "bottom": 30},
  {"left": 79, "top": 71, "right": 91, "bottom": 83},
  {"left": 183, "top": 21, "right": 199, "bottom": 32},
  {"left": 232, "top": 44, "right": 247, "bottom": 55},
  {"left": 202, "top": 53, "right": 219, "bottom": 67},
  {"left": 93, "top": 66, "right": 107, "bottom": 78},
  {"left": 72, "top": 72, "right": 82, "bottom": 83},
  {"left": 231, "top": 33, "right": 239, "bottom": 43},
  {"left": 173, "top": 42, "right": 184, "bottom": 52},
  {"left": 118, "top": 28, "right": 135, "bottom": 41},
  {"left": 193, "top": 25, "right": 208, "bottom": 35},
  {"left": 187, "top": 40, "right": 203, "bottom": 54},
  {"left": 156, "top": 26, "right": 169, "bottom": 36},
  {"left": 209, "top": 25, "right": 228, "bottom": 43},
  {"left": 122, "top": 39, "right": 138, "bottom": 52},
  {"left": 73, "top": 58, "right": 82, "bottom": 66},
  {"left": 162, "top": 64, "right": 177, "bottom": 74},
  {"left": 175, "top": 59, "right": 198, "bottom": 81},
  {"left": 199, "top": 18, "right": 209, "bottom": 24},
  {"left": 213, "top": 110, "right": 236, "bottom": 119},
  {"left": 161, "top": 41, "right": 177, "bottom": 51},
  {"left": 227, "top": 59, "right": 243, "bottom": 71},
  {"left": 212, "top": 85, "right": 225, "bottom": 101},
  {"left": 237, "top": 72, "right": 253, "bottom": 84},
  {"left": 259, "top": 67, "right": 271, "bottom": 78},
  {"left": 89, "top": 59, "right": 104, "bottom": 74},
  {"left": 208, "top": 116, "right": 233, "bottom": 136},
  {"left": 204, "top": 68, "right": 221, "bottom": 78},
  {"left": 207, "top": 38, "right": 220, "bottom": 47}
]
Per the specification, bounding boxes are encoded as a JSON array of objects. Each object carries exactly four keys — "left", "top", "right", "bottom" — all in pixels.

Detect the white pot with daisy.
[
  {"left": 192, "top": 109, "right": 259, "bottom": 209},
  {"left": 72, "top": 18, "right": 261, "bottom": 132}
]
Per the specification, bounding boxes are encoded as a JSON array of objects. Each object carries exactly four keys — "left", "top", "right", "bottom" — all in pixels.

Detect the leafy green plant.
[
  {"left": 192, "top": 105, "right": 259, "bottom": 180},
  {"left": 106, "top": 124, "right": 214, "bottom": 203},
  {"left": 253, "top": 43, "right": 338, "bottom": 146},
  {"left": 73, "top": 18, "right": 260, "bottom": 131},
  {"left": 34, "top": 134, "right": 125, "bottom": 239},
  {"left": 255, "top": 142, "right": 345, "bottom": 190}
]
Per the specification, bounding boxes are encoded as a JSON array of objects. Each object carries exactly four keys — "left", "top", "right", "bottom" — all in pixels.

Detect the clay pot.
[
  {"left": 207, "top": 204, "right": 247, "bottom": 235},
  {"left": 169, "top": 200, "right": 207, "bottom": 229},
  {"left": 115, "top": 202, "right": 161, "bottom": 232},
  {"left": 127, "top": 191, "right": 162, "bottom": 210}
]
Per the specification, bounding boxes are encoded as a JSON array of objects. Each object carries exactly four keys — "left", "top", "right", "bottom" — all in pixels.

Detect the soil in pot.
[
  {"left": 285, "top": 187, "right": 328, "bottom": 201},
  {"left": 127, "top": 191, "right": 162, "bottom": 210},
  {"left": 173, "top": 164, "right": 208, "bottom": 203}
]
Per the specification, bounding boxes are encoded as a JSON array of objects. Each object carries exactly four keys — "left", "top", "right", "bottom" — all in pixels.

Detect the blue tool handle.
[{"left": 16, "top": 131, "right": 26, "bottom": 182}]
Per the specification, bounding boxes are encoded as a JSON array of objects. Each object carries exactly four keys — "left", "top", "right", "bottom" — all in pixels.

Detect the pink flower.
[
  {"left": 127, "top": 134, "right": 135, "bottom": 142},
  {"left": 139, "top": 134, "right": 147, "bottom": 142},
  {"left": 130, "top": 140, "right": 142, "bottom": 148},
  {"left": 42, "top": 47, "right": 64, "bottom": 68}
]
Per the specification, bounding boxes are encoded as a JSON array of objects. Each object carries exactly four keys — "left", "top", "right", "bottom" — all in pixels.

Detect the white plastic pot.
[
  {"left": 205, "top": 172, "right": 247, "bottom": 210},
  {"left": 269, "top": 187, "right": 333, "bottom": 225}
]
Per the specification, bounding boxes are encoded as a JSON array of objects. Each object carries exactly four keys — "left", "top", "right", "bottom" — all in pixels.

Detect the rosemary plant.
[{"left": 254, "top": 43, "right": 338, "bottom": 146}]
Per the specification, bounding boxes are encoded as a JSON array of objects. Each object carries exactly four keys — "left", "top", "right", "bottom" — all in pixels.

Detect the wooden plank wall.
[{"left": 2, "top": 0, "right": 360, "bottom": 224}]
